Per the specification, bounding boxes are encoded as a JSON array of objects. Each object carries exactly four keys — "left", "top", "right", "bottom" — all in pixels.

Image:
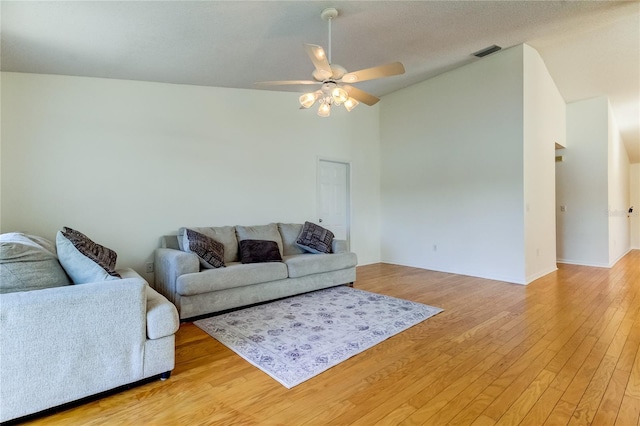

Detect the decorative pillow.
[
  {"left": 235, "top": 223, "right": 284, "bottom": 257},
  {"left": 0, "top": 233, "right": 72, "bottom": 293},
  {"left": 183, "top": 228, "right": 225, "bottom": 269},
  {"left": 239, "top": 239, "right": 283, "bottom": 264},
  {"left": 179, "top": 226, "right": 238, "bottom": 264},
  {"left": 296, "top": 221, "right": 334, "bottom": 254},
  {"left": 56, "top": 227, "right": 121, "bottom": 284}
]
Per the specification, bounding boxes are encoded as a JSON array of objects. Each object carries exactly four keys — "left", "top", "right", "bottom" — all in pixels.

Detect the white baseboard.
[
  {"left": 556, "top": 259, "right": 610, "bottom": 268},
  {"left": 608, "top": 248, "right": 632, "bottom": 268},
  {"left": 525, "top": 266, "right": 558, "bottom": 284},
  {"left": 379, "top": 258, "right": 527, "bottom": 285}
]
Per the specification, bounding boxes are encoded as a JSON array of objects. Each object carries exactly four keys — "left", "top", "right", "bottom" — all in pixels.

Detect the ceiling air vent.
[{"left": 473, "top": 45, "right": 502, "bottom": 58}]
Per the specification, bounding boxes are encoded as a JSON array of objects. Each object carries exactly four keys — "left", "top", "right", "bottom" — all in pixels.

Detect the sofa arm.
[
  {"left": 332, "top": 239, "right": 349, "bottom": 254},
  {"left": 154, "top": 248, "right": 199, "bottom": 304},
  {"left": 145, "top": 286, "right": 179, "bottom": 339},
  {"left": 0, "top": 276, "right": 147, "bottom": 422}
]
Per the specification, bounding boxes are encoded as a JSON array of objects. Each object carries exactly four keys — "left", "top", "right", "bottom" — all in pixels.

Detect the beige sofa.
[{"left": 154, "top": 223, "right": 357, "bottom": 320}]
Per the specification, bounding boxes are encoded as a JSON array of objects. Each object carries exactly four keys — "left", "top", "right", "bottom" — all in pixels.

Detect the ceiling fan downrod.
[{"left": 321, "top": 8, "right": 338, "bottom": 65}]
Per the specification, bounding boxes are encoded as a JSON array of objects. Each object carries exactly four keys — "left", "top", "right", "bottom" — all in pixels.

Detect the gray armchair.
[{"left": 0, "top": 268, "right": 179, "bottom": 423}]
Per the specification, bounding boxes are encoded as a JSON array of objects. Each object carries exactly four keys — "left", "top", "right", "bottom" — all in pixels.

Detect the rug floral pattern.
[{"left": 195, "top": 286, "right": 443, "bottom": 388}]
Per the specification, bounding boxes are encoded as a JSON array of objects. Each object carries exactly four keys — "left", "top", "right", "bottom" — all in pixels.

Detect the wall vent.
[{"left": 473, "top": 45, "right": 502, "bottom": 58}]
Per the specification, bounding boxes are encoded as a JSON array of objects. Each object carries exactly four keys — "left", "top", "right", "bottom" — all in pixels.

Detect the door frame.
[{"left": 316, "top": 157, "right": 352, "bottom": 249}]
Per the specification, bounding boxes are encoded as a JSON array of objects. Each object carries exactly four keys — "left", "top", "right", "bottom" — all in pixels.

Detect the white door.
[{"left": 317, "top": 159, "right": 350, "bottom": 243}]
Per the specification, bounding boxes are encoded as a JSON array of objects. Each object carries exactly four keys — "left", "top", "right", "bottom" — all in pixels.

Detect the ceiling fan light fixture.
[
  {"left": 318, "top": 101, "right": 331, "bottom": 117},
  {"left": 332, "top": 87, "right": 349, "bottom": 105},
  {"left": 299, "top": 91, "right": 319, "bottom": 108},
  {"left": 344, "top": 97, "right": 359, "bottom": 112}
]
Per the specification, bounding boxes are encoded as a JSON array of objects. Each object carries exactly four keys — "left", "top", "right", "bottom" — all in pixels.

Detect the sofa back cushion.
[
  {"left": 235, "top": 223, "right": 284, "bottom": 257},
  {"left": 277, "top": 223, "right": 306, "bottom": 256},
  {"left": 0, "top": 233, "right": 71, "bottom": 293},
  {"left": 179, "top": 226, "right": 238, "bottom": 264}
]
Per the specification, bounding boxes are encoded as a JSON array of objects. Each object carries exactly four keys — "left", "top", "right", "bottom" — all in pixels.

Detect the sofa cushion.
[
  {"left": 179, "top": 226, "right": 238, "bottom": 264},
  {"left": 56, "top": 228, "right": 121, "bottom": 284},
  {"left": 239, "top": 240, "right": 282, "bottom": 264},
  {"left": 296, "top": 221, "right": 334, "bottom": 254},
  {"left": 283, "top": 252, "right": 357, "bottom": 278},
  {"left": 176, "top": 262, "right": 288, "bottom": 295},
  {"left": 277, "top": 223, "right": 306, "bottom": 256},
  {"left": 236, "top": 223, "right": 283, "bottom": 256},
  {"left": 0, "top": 233, "right": 72, "bottom": 293},
  {"left": 183, "top": 228, "right": 225, "bottom": 269}
]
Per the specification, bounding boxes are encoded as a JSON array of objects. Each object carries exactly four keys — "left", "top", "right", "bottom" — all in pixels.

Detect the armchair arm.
[
  {"left": 154, "top": 248, "right": 199, "bottom": 304},
  {"left": 145, "top": 286, "right": 179, "bottom": 339}
]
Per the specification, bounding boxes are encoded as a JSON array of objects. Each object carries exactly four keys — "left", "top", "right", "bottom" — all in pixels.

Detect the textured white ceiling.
[{"left": 1, "top": 1, "right": 638, "bottom": 162}]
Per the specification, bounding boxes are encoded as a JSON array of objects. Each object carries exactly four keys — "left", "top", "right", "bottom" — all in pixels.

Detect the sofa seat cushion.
[
  {"left": 176, "top": 262, "right": 288, "bottom": 295},
  {"left": 283, "top": 253, "right": 357, "bottom": 278},
  {"left": 145, "top": 286, "right": 179, "bottom": 340}
]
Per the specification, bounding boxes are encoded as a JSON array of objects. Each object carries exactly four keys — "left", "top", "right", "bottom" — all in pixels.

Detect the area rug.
[{"left": 194, "top": 286, "right": 443, "bottom": 388}]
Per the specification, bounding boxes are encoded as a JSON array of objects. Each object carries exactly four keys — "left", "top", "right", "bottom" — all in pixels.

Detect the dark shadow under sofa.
[{"left": 154, "top": 223, "right": 357, "bottom": 320}]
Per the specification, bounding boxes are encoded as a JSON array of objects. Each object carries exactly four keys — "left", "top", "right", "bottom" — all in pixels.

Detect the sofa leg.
[
  {"left": 348, "top": 282, "right": 354, "bottom": 287},
  {"left": 160, "top": 371, "right": 172, "bottom": 381}
]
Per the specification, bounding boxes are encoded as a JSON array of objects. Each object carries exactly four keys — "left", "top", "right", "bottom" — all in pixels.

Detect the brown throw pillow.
[
  {"left": 184, "top": 228, "right": 225, "bottom": 269},
  {"left": 61, "top": 227, "right": 121, "bottom": 278},
  {"left": 296, "top": 221, "right": 334, "bottom": 254},
  {"left": 239, "top": 240, "right": 283, "bottom": 264}
]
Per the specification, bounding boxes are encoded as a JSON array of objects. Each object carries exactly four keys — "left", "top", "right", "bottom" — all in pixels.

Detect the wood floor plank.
[
  {"left": 493, "top": 368, "right": 556, "bottom": 425},
  {"left": 518, "top": 384, "right": 564, "bottom": 426},
  {"left": 18, "top": 250, "right": 640, "bottom": 426},
  {"left": 544, "top": 399, "right": 577, "bottom": 426},
  {"left": 591, "top": 367, "right": 630, "bottom": 426},
  {"left": 426, "top": 371, "right": 498, "bottom": 426},
  {"left": 615, "top": 394, "right": 640, "bottom": 426}
]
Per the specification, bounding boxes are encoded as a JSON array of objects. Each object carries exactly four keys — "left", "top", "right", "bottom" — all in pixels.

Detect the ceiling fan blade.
[
  {"left": 304, "top": 44, "right": 332, "bottom": 79},
  {"left": 342, "top": 62, "right": 405, "bottom": 83},
  {"left": 343, "top": 85, "right": 380, "bottom": 106},
  {"left": 255, "top": 80, "right": 320, "bottom": 86}
]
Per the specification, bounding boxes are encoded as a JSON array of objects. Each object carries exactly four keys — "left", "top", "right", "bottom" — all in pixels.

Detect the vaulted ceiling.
[{"left": 2, "top": 1, "right": 638, "bottom": 162}]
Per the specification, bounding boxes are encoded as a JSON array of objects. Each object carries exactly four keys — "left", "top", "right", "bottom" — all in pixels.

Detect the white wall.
[
  {"left": 380, "top": 45, "right": 527, "bottom": 283},
  {"left": 607, "top": 103, "right": 631, "bottom": 265},
  {"left": 522, "top": 45, "right": 565, "bottom": 282},
  {"left": 0, "top": 72, "right": 382, "bottom": 280},
  {"left": 557, "top": 97, "right": 613, "bottom": 267},
  {"left": 631, "top": 164, "right": 640, "bottom": 249}
]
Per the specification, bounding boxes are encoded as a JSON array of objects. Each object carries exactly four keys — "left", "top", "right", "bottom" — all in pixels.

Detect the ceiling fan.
[{"left": 256, "top": 7, "right": 405, "bottom": 117}]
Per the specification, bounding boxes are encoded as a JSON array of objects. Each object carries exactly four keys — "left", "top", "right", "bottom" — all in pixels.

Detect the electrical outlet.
[
  {"left": 146, "top": 262, "right": 154, "bottom": 273},
  {"left": 433, "top": 245, "right": 437, "bottom": 252}
]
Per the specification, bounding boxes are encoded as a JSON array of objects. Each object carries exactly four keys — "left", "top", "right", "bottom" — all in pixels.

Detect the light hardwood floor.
[{"left": 25, "top": 250, "right": 640, "bottom": 425}]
